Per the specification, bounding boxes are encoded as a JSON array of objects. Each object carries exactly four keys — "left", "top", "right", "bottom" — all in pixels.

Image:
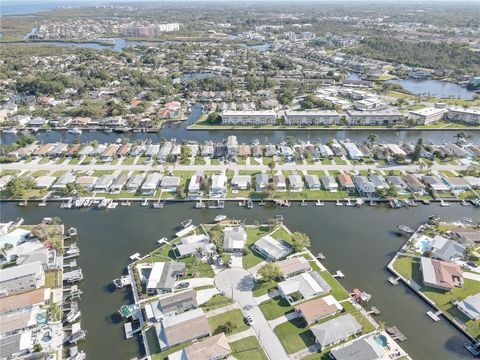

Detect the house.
[
  {"left": 51, "top": 172, "right": 76, "bottom": 190},
  {"left": 142, "top": 173, "right": 163, "bottom": 195},
  {"left": 330, "top": 336, "right": 387, "bottom": 360},
  {"left": 110, "top": 173, "right": 129, "bottom": 193},
  {"left": 157, "top": 308, "right": 211, "bottom": 349},
  {"left": 223, "top": 227, "right": 247, "bottom": 252},
  {"left": 424, "top": 176, "right": 450, "bottom": 192},
  {"left": 343, "top": 142, "right": 364, "bottom": 160},
  {"left": 264, "top": 144, "right": 277, "bottom": 157},
  {"left": 226, "top": 136, "right": 238, "bottom": 159},
  {"left": 231, "top": 175, "right": 251, "bottom": 190},
  {"left": 295, "top": 295, "right": 342, "bottom": 324},
  {"left": 443, "top": 176, "right": 469, "bottom": 191},
  {"left": 288, "top": 174, "right": 304, "bottom": 192},
  {"left": 101, "top": 144, "right": 118, "bottom": 162},
  {"left": 272, "top": 174, "right": 287, "bottom": 191},
  {"left": 278, "top": 271, "right": 331, "bottom": 304},
  {"left": 210, "top": 174, "right": 227, "bottom": 197},
  {"left": 252, "top": 235, "right": 292, "bottom": 261},
  {"left": 458, "top": 293, "right": 480, "bottom": 320},
  {"left": 188, "top": 174, "right": 203, "bottom": 198},
  {"left": 387, "top": 176, "right": 408, "bottom": 191},
  {"left": 420, "top": 257, "right": 463, "bottom": 291},
  {"left": 255, "top": 173, "right": 269, "bottom": 192},
  {"left": 146, "top": 261, "right": 186, "bottom": 295},
  {"left": 0, "top": 176, "right": 12, "bottom": 190},
  {"left": 429, "top": 235, "right": 466, "bottom": 261},
  {"left": 252, "top": 145, "right": 263, "bottom": 158},
  {"left": 277, "top": 257, "right": 311, "bottom": 278},
  {"left": 238, "top": 144, "right": 251, "bottom": 158},
  {"left": 145, "top": 145, "right": 160, "bottom": 158},
  {"left": 174, "top": 234, "right": 215, "bottom": 258},
  {"left": 368, "top": 174, "right": 389, "bottom": 190},
  {"left": 338, "top": 173, "right": 355, "bottom": 192},
  {"left": 321, "top": 175, "right": 338, "bottom": 192},
  {"left": 126, "top": 173, "right": 145, "bottom": 192},
  {"left": 451, "top": 228, "right": 480, "bottom": 246},
  {"left": 0, "top": 261, "right": 45, "bottom": 297},
  {"left": 304, "top": 174, "right": 321, "bottom": 190},
  {"left": 318, "top": 144, "right": 334, "bottom": 158},
  {"left": 310, "top": 313, "right": 362, "bottom": 349},
  {"left": 34, "top": 176, "right": 56, "bottom": 189},
  {"left": 94, "top": 174, "right": 115, "bottom": 192},
  {"left": 464, "top": 176, "right": 480, "bottom": 189},
  {"left": 169, "top": 332, "right": 231, "bottom": 360},
  {"left": 403, "top": 174, "right": 426, "bottom": 195},
  {"left": 160, "top": 176, "right": 181, "bottom": 192},
  {"left": 446, "top": 107, "right": 480, "bottom": 125},
  {"left": 0, "top": 332, "right": 33, "bottom": 359},
  {"left": 75, "top": 176, "right": 97, "bottom": 190},
  {"left": 154, "top": 289, "right": 197, "bottom": 316},
  {"left": 353, "top": 176, "right": 376, "bottom": 197},
  {"left": 0, "top": 288, "right": 47, "bottom": 315}
]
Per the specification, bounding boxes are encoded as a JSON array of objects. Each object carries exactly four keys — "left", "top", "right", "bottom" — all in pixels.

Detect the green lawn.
[
  {"left": 252, "top": 279, "right": 277, "bottom": 297},
  {"left": 122, "top": 156, "right": 136, "bottom": 165},
  {"left": 137, "top": 156, "right": 148, "bottom": 164},
  {"left": 230, "top": 336, "right": 268, "bottom": 360},
  {"left": 244, "top": 227, "right": 270, "bottom": 269},
  {"left": 45, "top": 270, "right": 60, "bottom": 288},
  {"left": 208, "top": 309, "right": 249, "bottom": 335},
  {"left": 259, "top": 296, "right": 293, "bottom": 320},
  {"left": 55, "top": 156, "right": 67, "bottom": 164},
  {"left": 211, "top": 159, "right": 221, "bottom": 165},
  {"left": 243, "top": 250, "right": 266, "bottom": 269},
  {"left": 195, "top": 157, "right": 206, "bottom": 165},
  {"left": 274, "top": 317, "right": 316, "bottom": 354},
  {"left": 69, "top": 158, "right": 81, "bottom": 165},
  {"left": 0, "top": 169, "right": 21, "bottom": 177},
  {"left": 52, "top": 170, "right": 67, "bottom": 177},
  {"left": 319, "top": 271, "right": 350, "bottom": 301},
  {"left": 200, "top": 294, "right": 234, "bottom": 312},
  {"left": 333, "top": 157, "right": 347, "bottom": 165},
  {"left": 31, "top": 170, "right": 50, "bottom": 177},
  {"left": 92, "top": 170, "right": 114, "bottom": 177},
  {"left": 38, "top": 157, "right": 51, "bottom": 164},
  {"left": 270, "top": 226, "right": 293, "bottom": 245}
]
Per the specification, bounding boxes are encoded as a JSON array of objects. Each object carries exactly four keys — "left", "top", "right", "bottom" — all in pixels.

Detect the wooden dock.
[{"left": 427, "top": 310, "right": 442, "bottom": 322}]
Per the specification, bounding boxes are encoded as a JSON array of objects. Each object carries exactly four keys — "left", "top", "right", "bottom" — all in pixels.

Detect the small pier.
[
  {"left": 315, "top": 253, "right": 326, "bottom": 260},
  {"left": 427, "top": 310, "right": 442, "bottom": 322},
  {"left": 129, "top": 252, "right": 141, "bottom": 260},
  {"left": 64, "top": 243, "right": 80, "bottom": 259},
  {"left": 65, "top": 322, "right": 87, "bottom": 344},
  {"left": 175, "top": 225, "right": 195, "bottom": 238},
  {"left": 124, "top": 321, "right": 142, "bottom": 339},
  {"left": 63, "top": 285, "right": 83, "bottom": 301},
  {"left": 63, "top": 259, "right": 77, "bottom": 269},
  {"left": 386, "top": 326, "right": 407, "bottom": 342},
  {"left": 367, "top": 306, "right": 381, "bottom": 316},
  {"left": 388, "top": 276, "right": 400, "bottom": 285},
  {"left": 333, "top": 270, "right": 345, "bottom": 278}
]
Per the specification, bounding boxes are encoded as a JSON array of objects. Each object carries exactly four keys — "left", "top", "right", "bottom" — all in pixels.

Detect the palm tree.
[{"left": 367, "top": 133, "right": 379, "bottom": 146}]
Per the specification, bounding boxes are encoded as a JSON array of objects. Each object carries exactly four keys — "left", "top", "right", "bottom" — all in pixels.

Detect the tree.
[
  {"left": 5, "top": 177, "right": 35, "bottom": 198},
  {"left": 205, "top": 112, "right": 222, "bottom": 124},
  {"left": 217, "top": 320, "right": 236, "bottom": 335},
  {"left": 208, "top": 225, "right": 224, "bottom": 253},
  {"left": 367, "top": 133, "right": 379, "bottom": 145},
  {"left": 455, "top": 131, "right": 472, "bottom": 145},
  {"left": 292, "top": 232, "right": 311, "bottom": 252},
  {"left": 268, "top": 160, "right": 275, "bottom": 174},
  {"left": 411, "top": 138, "right": 423, "bottom": 162},
  {"left": 258, "top": 262, "right": 282, "bottom": 281},
  {"left": 176, "top": 185, "right": 185, "bottom": 199}
]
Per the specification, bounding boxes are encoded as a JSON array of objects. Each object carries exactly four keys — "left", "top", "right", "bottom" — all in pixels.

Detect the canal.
[{"left": 1, "top": 202, "right": 478, "bottom": 360}]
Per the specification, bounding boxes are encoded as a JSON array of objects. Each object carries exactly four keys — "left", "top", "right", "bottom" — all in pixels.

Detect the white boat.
[
  {"left": 113, "top": 275, "right": 132, "bottom": 288},
  {"left": 107, "top": 201, "right": 118, "bottom": 209},
  {"left": 141, "top": 199, "right": 149, "bottom": 207},
  {"left": 195, "top": 200, "right": 206, "bottom": 209},
  {"left": 68, "top": 128, "right": 82, "bottom": 134},
  {"left": 463, "top": 217, "right": 473, "bottom": 224},
  {"left": 120, "top": 200, "right": 131, "bottom": 206},
  {"left": 440, "top": 199, "right": 450, "bottom": 207},
  {"left": 336, "top": 200, "right": 343, "bottom": 206},
  {"left": 300, "top": 200, "right": 308, "bottom": 207},
  {"left": 181, "top": 219, "right": 192, "bottom": 228},
  {"left": 3, "top": 127, "right": 17, "bottom": 134},
  {"left": 64, "top": 308, "right": 81, "bottom": 324},
  {"left": 345, "top": 198, "right": 355, "bottom": 206},
  {"left": 315, "top": 200, "right": 324, "bottom": 207},
  {"left": 355, "top": 198, "right": 364, "bottom": 207},
  {"left": 38, "top": 199, "right": 47, "bottom": 207},
  {"left": 67, "top": 227, "right": 78, "bottom": 237},
  {"left": 152, "top": 201, "right": 164, "bottom": 209},
  {"left": 214, "top": 215, "right": 227, "bottom": 222}
]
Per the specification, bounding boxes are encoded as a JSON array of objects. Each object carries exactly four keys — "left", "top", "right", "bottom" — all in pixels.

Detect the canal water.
[
  {"left": 388, "top": 79, "right": 476, "bottom": 100},
  {"left": 1, "top": 202, "right": 478, "bottom": 360},
  {"left": 2, "top": 105, "right": 479, "bottom": 146}
]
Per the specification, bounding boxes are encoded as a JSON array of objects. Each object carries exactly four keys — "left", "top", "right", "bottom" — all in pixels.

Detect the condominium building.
[
  {"left": 221, "top": 110, "right": 276, "bottom": 125},
  {"left": 446, "top": 107, "right": 480, "bottom": 125},
  {"left": 408, "top": 107, "right": 447, "bottom": 125},
  {"left": 284, "top": 110, "right": 340, "bottom": 125},
  {"left": 346, "top": 109, "right": 405, "bottom": 126}
]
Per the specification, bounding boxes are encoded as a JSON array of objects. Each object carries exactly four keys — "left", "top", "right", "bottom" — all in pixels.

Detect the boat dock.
[
  {"left": 129, "top": 252, "right": 141, "bottom": 260},
  {"left": 63, "top": 285, "right": 83, "bottom": 301},
  {"left": 333, "top": 270, "right": 345, "bottom": 278},
  {"left": 387, "top": 326, "right": 407, "bottom": 342},
  {"left": 175, "top": 225, "right": 195, "bottom": 238},
  {"left": 63, "top": 269, "right": 84, "bottom": 284},
  {"left": 388, "top": 276, "right": 400, "bottom": 285},
  {"left": 427, "top": 310, "right": 442, "bottom": 322},
  {"left": 124, "top": 321, "right": 141, "bottom": 339}
]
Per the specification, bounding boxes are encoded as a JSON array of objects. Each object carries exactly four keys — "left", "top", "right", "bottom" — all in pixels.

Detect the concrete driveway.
[{"left": 214, "top": 268, "right": 289, "bottom": 360}]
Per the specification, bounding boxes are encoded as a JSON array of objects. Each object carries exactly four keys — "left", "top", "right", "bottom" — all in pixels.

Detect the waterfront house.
[
  {"left": 160, "top": 176, "right": 181, "bottom": 192},
  {"left": 188, "top": 174, "right": 203, "bottom": 198},
  {"left": 264, "top": 144, "right": 277, "bottom": 157},
  {"left": 443, "top": 176, "right": 469, "bottom": 191},
  {"left": 386, "top": 144, "right": 407, "bottom": 158},
  {"left": 403, "top": 174, "right": 426, "bottom": 195},
  {"left": 310, "top": 313, "right": 362, "bottom": 350},
  {"left": 280, "top": 146, "right": 295, "bottom": 162},
  {"left": 158, "top": 142, "right": 173, "bottom": 162},
  {"left": 277, "top": 257, "right": 311, "bottom": 278},
  {"left": 156, "top": 308, "right": 210, "bottom": 349},
  {"left": 330, "top": 336, "right": 387, "bottom": 360},
  {"left": 174, "top": 234, "right": 215, "bottom": 258},
  {"left": 368, "top": 174, "right": 389, "bottom": 190},
  {"left": 318, "top": 144, "right": 334, "bottom": 158},
  {"left": 238, "top": 144, "right": 251, "bottom": 158},
  {"left": 226, "top": 135, "right": 238, "bottom": 160},
  {"left": 78, "top": 145, "right": 94, "bottom": 158},
  {"left": 255, "top": 173, "right": 269, "bottom": 192},
  {"left": 0, "top": 261, "right": 45, "bottom": 297},
  {"left": 151, "top": 289, "right": 197, "bottom": 317},
  {"left": 353, "top": 176, "right": 376, "bottom": 197},
  {"left": 0, "top": 288, "right": 47, "bottom": 315},
  {"left": 51, "top": 172, "right": 76, "bottom": 190},
  {"left": 146, "top": 261, "right": 186, "bottom": 295},
  {"left": 346, "top": 109, "right": 404, "bottom": 126},
  {"left": 288, "top": 174, "right": 304, "bottom": 192},
  {"left": 304, "top": 174, "right": 321, "bottom": 190},
  {"left": 117, "top": 144, "right": 132, "bottom": 157},
  {"left": 278, "top": 271, "right": 331, "bottom": 304},
  {"left": 446, "top": 107, "right": 480, "bottom": 125},
  {"left": 49, "top": 143, "right": 68, "bottom": 157},
  {"left": 210, "top": 174, "right": 227, "bottom": 197},
  {"left": 321, "top": 175, "right": 338, "bottom": 192},
  {"left": 464, "top": 176, "right": 480, "bottom": 189},
  {"left": 424, "top": 175, "right": 450, "bottom": 193},
  {"left": 142, "top": 173, "right": 163, "bottom": 195},
  {"left": 34, "top": 176, "right": 56, "bottom": 189},
  {"left": 458, "top": 293, "right": 480, "bottom": 320},
  {"left": 387, "top": 176, "right": 408, "bottom": 192},
  {"left": 94, "top": 174, "right": 115, "bottom": 192},
  {"left": 169, "top": 332, "right": 231, "bottom": 360},
  {"left": 343, "top": 142, "right": 364, "bottom": 160},
  {"left": 429, "top": 235, "right": 466, "bottom": 261},
  {"left": 252, "top": 145, "right": 263, "bottom": 158},
  {"left": 110, "top": 173, "right": 129, "bottom": 193},
  {"left": 295, "top": 295, "right": 342, "bottom": 324},
  {"left": 358, "top": 144, "right": 373, "bottom": 158},
  {"left": 451, "top": 228, "right": 480, "bottom": 246},
  {"left": 420, "top": 257, "right": 463, "bottom": 291},
  {"left": 338, "top": 173, "right": 355, "bottom": 192},
  {"left": 0, "top": 332, "right": 33, "bottom": 359},
  {"left": 201, "top": 144, "right": 214, "bottom": 158},
  {"left": 273, "top": 174, "right": 287, "bottom": 191},
  {"left": 145, "top": 145, "right": 160, "bottom": 158},
  {"left": 101, "top": 144, "right": 119, "bottom": 162},
  {"left": 445, "top": 143, "right": 472, "bottom": 158},
  {"left": 0, "top": 176, "right": 12, "bottom": 190},
  {"left": 252, "top": 235, "right": 292, "bottom": 261},
  {"left": 223, "top": 226, "right": 247, "bottom": 252},
  {"left": 330, "top": 142, "right": 347, "bottom": 157},
  {"left": 75, "top": 176, "right": 97, "bottom": 190},
  {"left": 126, "top": 173, "right": 145, "bottom": 192},
  {"left": 231, "top": 175, "right": 251, "bottom": 190},
  {"left": 33, "top": 144, "right": 55, "bottom": 157}
]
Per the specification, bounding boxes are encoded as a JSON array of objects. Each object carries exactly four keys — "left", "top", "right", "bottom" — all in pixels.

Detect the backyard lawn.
[
  {"left": 200, "top": 294, "right": 233, "bottom": 312},
  {"left": 274, "top": 317, "right": 316, "bottom": 354},
  {"left": 230, "top": 336, "right": 268, "bottom": 360},
  {"left": 208, "top": 309, "right": 249, "bottom": 335},
  {"left": 259, "top": 296, "right": 293, "bottom": 320}
]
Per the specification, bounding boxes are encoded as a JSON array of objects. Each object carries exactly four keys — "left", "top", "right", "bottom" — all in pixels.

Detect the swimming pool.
[
  {"left": 416, "top": 238, "right": 431, "bottom": 253},
  {"left": 375, "top": 335, "right": 388, "bottom": 347}
]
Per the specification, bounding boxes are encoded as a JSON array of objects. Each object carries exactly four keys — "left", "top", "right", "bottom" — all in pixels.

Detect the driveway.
[{"left": 214, "top": 268, "right": 289, "bottom": 360}]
